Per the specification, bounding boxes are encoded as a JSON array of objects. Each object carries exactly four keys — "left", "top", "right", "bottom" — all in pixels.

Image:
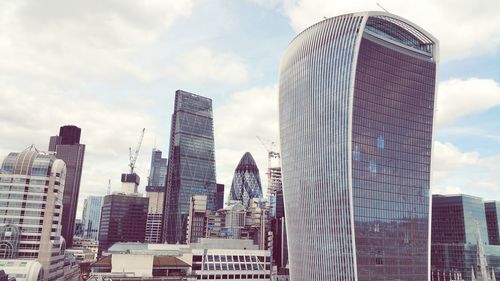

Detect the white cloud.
[
  {"left": 0, "top": 82, "right": 161, "bottom": 218},
  {"left": 277, "top": 0, "right": 500, "bottom": 61},
  {"left": 171, "top": 47, "right": 250, "bottom": 85},
  {"left": 214, "top": 85, "right": 279, "bottom": 199},
  {"left": 432, "top": 141, "right": 500, "bottom": 199},
  {"left": 0, "top": 0, "right": 194, "bottom": 83},
  {"left": 436, "top": 78, "right": 500, "bottom": 127}
]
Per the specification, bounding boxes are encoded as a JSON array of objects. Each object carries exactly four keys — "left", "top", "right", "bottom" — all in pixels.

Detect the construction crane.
[
  {"left": 129, "top": 128, "right": 145, "bottom": 174},
  {"left": 256, "top": 136, "right": 281, "bottom": 195}
]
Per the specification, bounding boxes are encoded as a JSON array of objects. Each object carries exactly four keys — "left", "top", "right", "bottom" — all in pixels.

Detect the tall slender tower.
[
  {"left": 0, "top": 146, "right": 67, "bottom": 281},
  {"left": 279, "top": 12, "right": 438, "bottom": 280},
  {"left": 49, "top": 125, "right": 85, "bottom": 248},
  {"left": 162, "top": 90, "right": 217, "bottom": 244},
  {"left": 145, "top": 148, "right": 167, "bottom": 243}
]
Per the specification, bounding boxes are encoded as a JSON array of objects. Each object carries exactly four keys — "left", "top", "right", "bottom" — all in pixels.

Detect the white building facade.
[{"left": 0, "top": 147, "right": 67, "bottom": 281}]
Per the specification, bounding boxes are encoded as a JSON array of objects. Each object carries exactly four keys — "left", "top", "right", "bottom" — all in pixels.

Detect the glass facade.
[
  {"left": 229, "top": 152, "right": 263, "bottom": 208},
  {"left": 431, "top": 195, "right": 500, "bottom": 280},
  {"left": 82, "top": 196, "right": 103, "bottom": 240},
  {"left": 279, "top": 12, "right": 438, "bottom": 280},
  {"left": 98, "top": 194, "right": 148, "bottom": 253},
  {"left": 163, "top": 90, "right": 217, "bottom": 244}
]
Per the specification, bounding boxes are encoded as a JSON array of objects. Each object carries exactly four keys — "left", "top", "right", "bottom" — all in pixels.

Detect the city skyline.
[{"left": 0, "top": 0, "right": 499, "bottom": 222}]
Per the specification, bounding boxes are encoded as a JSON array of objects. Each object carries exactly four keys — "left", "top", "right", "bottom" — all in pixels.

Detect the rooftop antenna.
[
  {"left": 107, "top": 179, "right": 111, "bottom": 195},
  {"left": 377, "top": 3, "right": 389, "bottom": 13}
]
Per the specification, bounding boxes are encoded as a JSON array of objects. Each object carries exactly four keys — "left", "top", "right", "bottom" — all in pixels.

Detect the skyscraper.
[
  {"left": 163, "top": 90, "right": 218, "bottom": 244},
  {"left": 145, "top": 148, "right": 168, "bottom": 243},
  {"left": 229, "top": 152, "right": 263, "bottom": 208},
  {"left": 279, "top": 12, "right": 438, "bottom": 280},
  {"left": 48, "top": 125, "right": 85, "bottom": 247},
  {"left": 0, "top": 146, "right": 66, "bottom": 281},
  {"left": 215, "top": 183, "right": 225, "bottom": 210},
  {"left": 82, "top": 195, "right": 103, "bottom": 240}
]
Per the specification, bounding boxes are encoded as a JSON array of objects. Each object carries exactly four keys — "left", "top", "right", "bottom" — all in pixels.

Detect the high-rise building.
[
  {"left": 48, "top": 125, "right": 85, "bottom": 248},
  {"left": 279, "top": 12, "right": 438, "bottom": 280},
  {"left": 145, "top": 149, "right": 167, "bottom": 243},
  {"left": 163, "top": 90, "right": 218, "bottom": 244},
  {"left": 431, "top": 194, "right": 500, "bottom": 280},
  {"left": 229, "top": 152, "right": 263, "bottom": 208},
  {"left": 485, "top": 201, "right": 500, "bottom": 246},
  {"left": 82, "top": 195, "right": 103, "bottom": 240},
  {"left": 97, "top": 193, "right": 148, "bottom": 254},
  {"left": 0, "top": 146, "right": 66, "bottom": 281},
  {"left": 216, "top": 183, "right": 225, "bottom": 210}
]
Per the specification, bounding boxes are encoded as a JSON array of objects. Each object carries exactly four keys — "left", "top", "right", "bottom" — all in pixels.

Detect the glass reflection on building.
[
  {"left": 279, "top": 12, "right": 438, "bottom": 280},
  {"left": 162, "top": 90, "right": 217, "bottom": 244}
]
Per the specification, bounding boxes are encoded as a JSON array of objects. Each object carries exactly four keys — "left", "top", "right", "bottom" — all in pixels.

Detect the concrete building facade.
[{"left": 0, "top": 147, "right": 67, "bottom": 280}]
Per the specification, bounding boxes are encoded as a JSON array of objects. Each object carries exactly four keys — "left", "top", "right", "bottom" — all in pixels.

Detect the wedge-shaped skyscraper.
[
  {"left": 163, "top": 90, "right": 217, "bottom": 244},
  {"left": 279, "top": 12, "right": 438, "bottom": 280},
  {"left": 230, "top": 152, "right": 263, "bottom": 208}
]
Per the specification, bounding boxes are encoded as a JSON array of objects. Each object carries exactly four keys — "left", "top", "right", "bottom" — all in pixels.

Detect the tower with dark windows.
[
  {"left": 48, "top": 125, "right": 85, "bottom": 248},
  {"left": 279, "top": 12, "right": 438, "bottom": 280},
  {"left": 229, "top": 152, "right": 263, "bottom": 208},
  {"left": 162, "top": 90, "right": 218, "bottom": 244}
]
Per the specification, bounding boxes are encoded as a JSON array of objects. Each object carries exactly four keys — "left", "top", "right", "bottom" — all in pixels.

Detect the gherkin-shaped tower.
[{"left": 230, "top": 152, "right": 263, "bottom": 208}]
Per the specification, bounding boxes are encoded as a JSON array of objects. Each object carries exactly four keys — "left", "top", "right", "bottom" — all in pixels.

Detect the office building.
[
  {"left": 98, "top": 193, "right": 148, "bottom": 254},
  {"left": 186, "top": 195, "right": 209, "bottom": 243},
  {"left": 431, "top": 194, "right": 500, "bottom": 280},
  {"left": 279, "top": 12, "right": 438, "bottom": 280},
  {"left": 82, "top": 195, "right": 103, "bottom": 240},
  {"left": 486, "top": 201, "right": 500, "bottom": 246},
  {"left": 145, "top": 149, "right": 167, "bottom": 243},
  {"left": 0, "top": 147, "right": 66, "bottom": 280},
  {"left": 229, "top": 153, "right": 263, "bottom": 208},
  {"left": 48, "top": 125, "right": 86, "bottom": 248},
  {"left": 92, "top": 239, "right": 271, "bottom": 281},
  {"left": 163, "top": 90, "right": 218, "bottom": 244},
  {"left": 216, "top": 184, "right": 225, "bottom": 210}
]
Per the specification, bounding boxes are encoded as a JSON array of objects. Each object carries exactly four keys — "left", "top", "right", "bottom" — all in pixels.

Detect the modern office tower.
[
  {"left": 97, "top": 193, "right": 148, "bottom": 254},
  {"left": 82, "top": 196, "right": 103, "bottom": 240},
  {"left": 0, "top": 146, "right": 67, "bottom": 281},
  {"left": 163, "top": 90, "right": 218, "bottom": 244},
  {"left": 187, "top": 195, "right": 209, "bottom": 243},
  {"left": 74, "top": 219, "right": 84, "bottom": 237},
  {"left": 48, "top": 125, "right": 86, "bottom": 248},
  {"left": 145, "top": 149, "right": 167, "bottom": 243},
  {"left": 431, "top": 194, "right": 500, "bottom": 280},
  {"left": 216, "top": 184, "right": 225, "bottom": 210},
  {"left": 279, "top": 12, "right": 439, "bottom": 280},
  {"left": 485, "top": 201, "right": 500, "bottom": 246},
  {"left": 229, "top": 152, "right": 263, "bottom": 208}
]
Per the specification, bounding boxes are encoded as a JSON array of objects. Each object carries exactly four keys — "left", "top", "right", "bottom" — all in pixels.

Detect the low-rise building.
[
  {"left": 0, "top": 260, "right": 43, "bottom": 281},
  {"left": 91, "top": 238, "right": 271, "bottom": 281}
]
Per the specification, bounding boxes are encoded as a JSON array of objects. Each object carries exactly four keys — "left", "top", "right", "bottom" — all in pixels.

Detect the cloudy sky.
[{"left": 0, "top": 0, "right": 499, "bottom": 218}]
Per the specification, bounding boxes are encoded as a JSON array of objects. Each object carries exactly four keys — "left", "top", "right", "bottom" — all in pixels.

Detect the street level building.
[
  {"left": 0, "top": 260, "right": 43, "bottom": 281},
  {"left": 48, "top": 125, "right": 85, "bottom": 248},
  {"left": 163, "top": 90, "right": 218, "bottom": 244},
  {"left": 279, "top": 12, "right": 439, "bottom": 280},
  {"left": 0, "top": 147, "right": 67, "bottom": 281}
]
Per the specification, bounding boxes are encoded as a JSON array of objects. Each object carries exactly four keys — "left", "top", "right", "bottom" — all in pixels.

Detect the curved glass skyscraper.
[
  {"left": 279, "top": 12, "right": 438, "bottom": 280},
  {"left": 230, "top": 152, "right": 263, "bottom": 208}
]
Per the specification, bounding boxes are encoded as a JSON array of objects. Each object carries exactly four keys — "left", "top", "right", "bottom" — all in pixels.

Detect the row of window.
[{"left": 197, "top": 274, "right": 270, "bottom": 280}]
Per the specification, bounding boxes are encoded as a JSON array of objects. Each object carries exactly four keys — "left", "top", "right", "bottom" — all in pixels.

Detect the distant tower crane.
[
  {"left": 256, "top": 136, "right": 281, "bottom": 195},
  {"left": 129, "top": 128, "right": 145, "bottom": 174}
]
